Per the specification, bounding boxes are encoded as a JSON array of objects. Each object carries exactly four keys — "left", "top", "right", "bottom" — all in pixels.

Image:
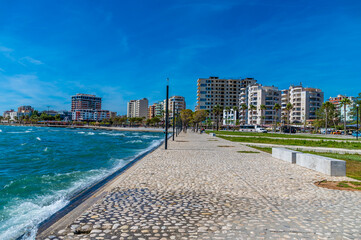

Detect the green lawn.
[
  {"left": 206, "top": 130, "right": 357, "bottom": 141},
  {"left": 247, "top": 145, "right": 361, "bottom": 181},
  {"left": 218, "top": 135, "right": 361, "bottom": 150}
]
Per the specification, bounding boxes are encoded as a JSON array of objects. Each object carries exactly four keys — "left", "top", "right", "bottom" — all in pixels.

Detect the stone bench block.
[
  {"left": 272, "top": 148, "right": 297, "bottom": 164},
  {"left": 296, "top": 153, "right": 346, "bottom": 176},
  {"left": 209, "top": 133, "right": 216, "bottom": 137}
]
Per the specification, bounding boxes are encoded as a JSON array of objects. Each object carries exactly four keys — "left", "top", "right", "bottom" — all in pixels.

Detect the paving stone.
[{"left": 40, "top": 133, "right": 361, "bottom": 240}]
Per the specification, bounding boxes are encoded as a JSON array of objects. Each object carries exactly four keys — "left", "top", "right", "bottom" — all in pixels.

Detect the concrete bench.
[
  {"left": 296, "top": 153, "right": 346, "bottom": 176},
  {"left": 272, "top": 148, "right": 297, "bottom": 164},
  {"left": 209, "top": 133, "right": 216, "bottom": 137}
]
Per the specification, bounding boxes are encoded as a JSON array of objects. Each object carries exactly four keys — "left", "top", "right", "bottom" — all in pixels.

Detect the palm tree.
[
  {"left": 240, "top": 104, "right": 248, "bottom": 125},
  {"left": 260, "top": 104, "right": 266, "bottom": 126},
  {"left": 249, "top": 104, "right": 256, "bottom": 125},
  {"left": 273, "top": 103, "right": 281, "bottom": 132},
  {"left": 340, "top": 98, "right": 352, "bottom": 134},
  {"left": 232, "top": 106, "right": 239, "bottom": 125},
  {"left": 285, "top": 103, "right": 293, "bottom": 130},
  {"left": 212, "top": 105, "right": 223, "bottom": 131},
  {"left": 322, "top": 102, "right": 333, "bottom": 134}
]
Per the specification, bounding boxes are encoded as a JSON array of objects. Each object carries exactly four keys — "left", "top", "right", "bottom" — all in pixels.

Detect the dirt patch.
[
  {"left": 218, "top": 145, "right": 235, "bottom": 148},
  {"left": 315, "top": 180, "right": 361, "bottom": 191},
  {"left": 176, "top": 140, "right": 189, "bottom": 142},
  {"left": 237, "top": 151, "right": 260, "bottom": 154}
]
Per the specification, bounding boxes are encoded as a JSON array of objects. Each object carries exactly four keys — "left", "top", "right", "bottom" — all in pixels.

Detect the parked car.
[
  {"left": 255, "top": 127, "right": 267, "bottom": 133},
  {"left": 352, "top": 131, "right": 361, "bottom": 137},
  {"left": 332, "top": 130, "right": 342, "bottom": 135},
  {"left": 281, "top": 126, "right": 297, "bottom": 133}
]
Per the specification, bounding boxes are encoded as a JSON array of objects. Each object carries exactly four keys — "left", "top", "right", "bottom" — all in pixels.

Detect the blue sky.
[{"left": 1, "top": 0, "right": 361, "bottom": 114}]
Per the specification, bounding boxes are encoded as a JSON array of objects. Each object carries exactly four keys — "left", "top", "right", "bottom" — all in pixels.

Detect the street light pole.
[
  {"left": 165, "top": 80, "right": 169, "bottom": 149},
  {"left": 357, "top": 104, "right": 359, "bottom": 140},
  {"left": 172, "top": 100, "right": 175, "bottom": 141},
  {"left": 176, "top": 109, "right": 179, "bottom": 137}
]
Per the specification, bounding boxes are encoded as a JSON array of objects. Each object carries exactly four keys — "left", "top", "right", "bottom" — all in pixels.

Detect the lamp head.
[{"left": 357, "top": 104, "right": 360, "bottom": 108}]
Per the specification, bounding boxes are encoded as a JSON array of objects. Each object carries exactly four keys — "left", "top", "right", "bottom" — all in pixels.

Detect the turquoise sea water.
[{"left": 0, "top": 125, "right": 164, "bottom": 240}]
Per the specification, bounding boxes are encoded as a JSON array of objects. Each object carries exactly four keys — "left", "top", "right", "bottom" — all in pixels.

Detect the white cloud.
[
  {"left": 0, "top": 74, "right": 69, "bottom": 113},
  {"left": 0, "top": 46, "right": 13, "bottom": 52},
  {"left": 20, "top": 56, "right": 44, "bottom": 65}
]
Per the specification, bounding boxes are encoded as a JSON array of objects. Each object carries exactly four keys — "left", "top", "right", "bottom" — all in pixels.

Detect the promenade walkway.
[{"left": 39, "top": 133, "right": 361, "bottom": 240}]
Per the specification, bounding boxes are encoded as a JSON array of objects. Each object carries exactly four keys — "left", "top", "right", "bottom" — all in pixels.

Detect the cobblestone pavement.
[{"left": 40, "top": 133, "right": 361, "bottom": 240}]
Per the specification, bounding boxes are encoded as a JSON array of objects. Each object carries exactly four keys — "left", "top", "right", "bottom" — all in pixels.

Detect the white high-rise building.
[
  {"left": 197, "top": 76, "right": 254, "bottom": 121},
  {"left": 164, "top": 96, "right": 186, "bottom": 118},
  {"left": 239, "top": 78, "right": 257, "bottom": 124},
  {"left": 328, "top": 95, "right": 356, "bottom": 122},
  {"left": 281, "top": 84, "right": 324, "bottom": 124},
  {"left": 127, "top": 98, "right": 149, "bottom": 118},
  {"left": 245, "top": 84, "right": 281, "bottom": 125}
]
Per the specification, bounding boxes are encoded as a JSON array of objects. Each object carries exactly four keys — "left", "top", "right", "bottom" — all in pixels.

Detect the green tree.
[
  {"left": 340, "top": 98, "right": 352, "bottom": 133},
  {"left": 240, "top": 103, "right": 248, "bottom": 125},
  {"left": 180, "top": 109, "right": 193, "bottom": 132},
  {"left": 285, "top": 103, "right": 293, "bottom": 128},
  {"left": 212, "top": 105, "right": 223, "bottom": 131},
  {"left": 322, "top": 102, "right": 334, "bottom": 134},
  {"left": 273, "top": 103, "right": 281, "bottom": 132},
  {"left": 249, "top": 104, "right": 256, "bottom": 125},
  {"left": 232, "top": 106, "right": 239, "bottom": 124},
  {"left": 260, "top": 104, "right": 266, "bottom": 126},
  {"left": 193, "top": 110, "right": 208, "bottom": 132}
]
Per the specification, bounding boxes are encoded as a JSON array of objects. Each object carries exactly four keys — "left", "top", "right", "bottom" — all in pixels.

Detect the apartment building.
[
  {"left": 281, "top": 84, "right": 324, "bottom": 124},
  {"left": 73, "top": 109, "right": 110, "bottom": 121},
  {"left": 71, "top": 94, "right": 101, "bottom": 112},
  {"left": 238, "top": 78, "right": 257, "bottom": 124},
  {"left": 127, "top": 98, "right": 148, "bottom": 118},
  {"left": 148, "top": 104, "right": 156, "bottom": 119},
  {"left": 17, "top": 105, "right": 34, "bottom": 117},
  {"left": 222, "top": 109, "right": 237, "bottom": 125},
  {"left": 154, "top": 101, "right": 164, "bottom": 118},
  {"left": 3, "top": 109, "right": 18, "bottom": 121},
  {"left": 244, "top": 84, "right": 281, "bottom": 125},
  {"left": 197, "top": 76, "right": 242, "bottom": 120},
  {"left": 329, "top": 95, "right": 355, "bottom": 122},
  {"left": 71, "top": 93, "right": 110, "bottom": 121},
  {"left": 164, "top": 96, "right": 186, "bottom": 118}
]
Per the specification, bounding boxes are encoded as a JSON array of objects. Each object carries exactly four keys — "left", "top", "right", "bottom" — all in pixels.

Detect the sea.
[{"left": 0, "top": 125, "right": 164, "bottom": 240}]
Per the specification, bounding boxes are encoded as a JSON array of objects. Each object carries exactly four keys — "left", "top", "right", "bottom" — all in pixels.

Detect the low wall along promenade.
[{"left": 272, "top": 147, "right": 346, "bottom": 176}]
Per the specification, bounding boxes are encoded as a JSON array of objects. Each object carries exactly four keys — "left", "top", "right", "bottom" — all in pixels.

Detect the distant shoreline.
[{"left": 0, "top": 123, "right": 167, "bottom": 133}]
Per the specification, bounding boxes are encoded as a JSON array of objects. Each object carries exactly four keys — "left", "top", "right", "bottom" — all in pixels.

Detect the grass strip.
[
  {"left": 247, "top": 145, "right": 272, "bottom": 153},
  {"left": 218, "top": 135, "right": 361, "bottom": 150},
  {"left": 237, "top": 151, "right": 260, "bottom": 154},
  {"left": 337, "top": 182, "right": 361, "bottom": 190},
  {"left": 207, "top": 131, "right": 357, "bottom": 141}
]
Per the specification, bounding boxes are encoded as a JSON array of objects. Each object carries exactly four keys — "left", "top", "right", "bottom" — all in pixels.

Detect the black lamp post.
[
  {"left": 357, "top": 104, "right": 359, "bottom": 140},
  {"left": 165, "top": 80, "right": 169, "bottom": 149},
  {"left": 172, "top": 100, "right": 175, "bottom": 141},
  {"left": 176, "top": 108, "right": 179, "bottom": 137}
]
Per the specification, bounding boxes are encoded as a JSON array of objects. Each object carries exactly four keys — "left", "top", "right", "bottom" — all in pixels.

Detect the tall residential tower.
[{"left": 127, "top": 98, "right": 149, "bottom": 118}]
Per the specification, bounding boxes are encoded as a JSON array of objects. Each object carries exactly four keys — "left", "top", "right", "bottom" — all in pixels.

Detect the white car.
[{"left": 255, "top": 127, "right": 267, "bottom": 133}]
